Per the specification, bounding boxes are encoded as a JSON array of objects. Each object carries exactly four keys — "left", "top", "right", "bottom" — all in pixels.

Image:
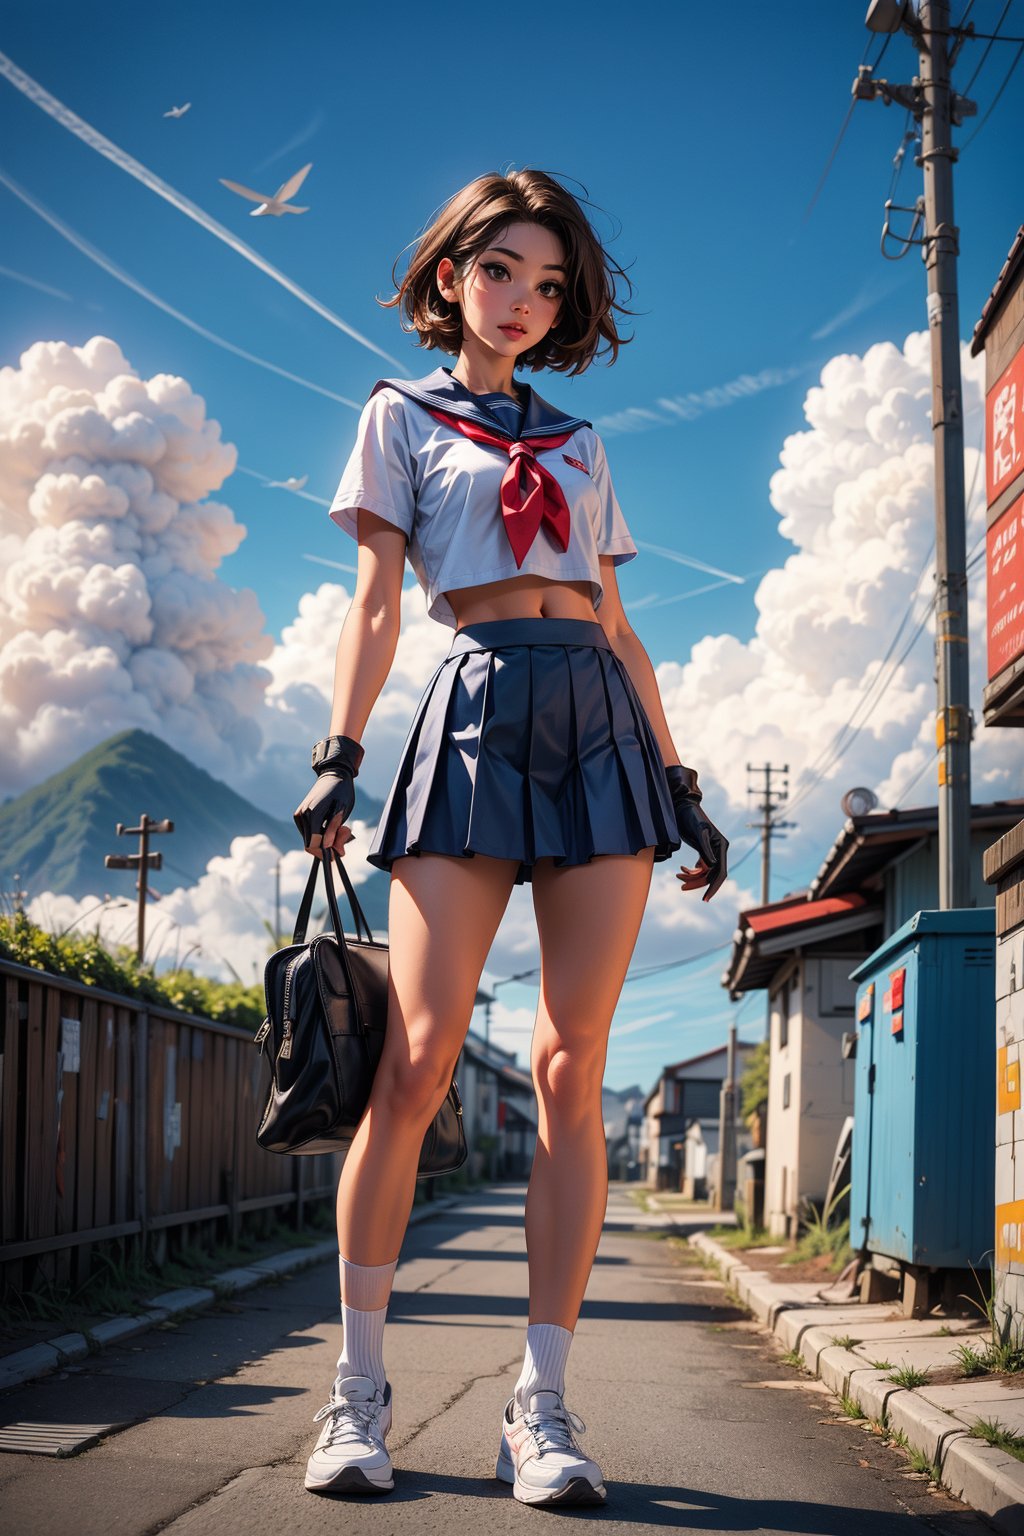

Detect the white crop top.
[{"left": 328, "top": 366, "right": 637, "bottom": 628}]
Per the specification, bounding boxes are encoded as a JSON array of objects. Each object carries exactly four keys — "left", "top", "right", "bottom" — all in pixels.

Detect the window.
[
  {"left": 782, "top": 1072, "right": 791, "bottom": 1110},
  {"left": 778, "top": 978, "right": 790, "bottom": 1048}
]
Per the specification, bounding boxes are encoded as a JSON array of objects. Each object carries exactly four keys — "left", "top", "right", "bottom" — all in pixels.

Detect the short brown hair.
[{"left": 380, "top": 168, "right": 635, "bottom": 376}]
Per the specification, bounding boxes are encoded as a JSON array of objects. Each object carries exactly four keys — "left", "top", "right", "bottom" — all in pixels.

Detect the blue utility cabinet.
[{"left": 849, "top": 909, "right": 995, "bottom": 1269}]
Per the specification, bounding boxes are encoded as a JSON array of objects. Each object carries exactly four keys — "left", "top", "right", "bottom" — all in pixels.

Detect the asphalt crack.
[{"left": 391, "top": 1350, "right": 522, "bottom": 1453}]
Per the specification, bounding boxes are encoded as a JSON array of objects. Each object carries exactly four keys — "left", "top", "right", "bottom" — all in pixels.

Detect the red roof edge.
[{"left": 744, "top": 891, "right": 870, "bottom": 936}]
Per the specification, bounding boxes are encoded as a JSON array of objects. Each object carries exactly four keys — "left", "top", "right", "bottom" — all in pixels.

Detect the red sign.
[
  {"left": 988, "top": 493, "right": 1024, "bottom": 680},
  {"left": 986, "top": 346, "right": 1024, "bottom": 505}
]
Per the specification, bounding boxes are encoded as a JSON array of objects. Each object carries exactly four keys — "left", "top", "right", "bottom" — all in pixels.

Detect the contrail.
[
  {"left": 634, "top": 538, "right": 745, "bottom": 584},
  {"left": 0, "top": 259, "right": 72, "bottom": 301},
  {"left": 0, "top": 50, "right": 409, "bottom": 373},
  {"left": 0, "top": 167, "right": 362, "bottom": 410}
]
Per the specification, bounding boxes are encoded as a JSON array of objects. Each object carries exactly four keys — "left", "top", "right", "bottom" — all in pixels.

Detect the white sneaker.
[
  {"left": 304, "top": 1374, "right": 394, "bottom": 1494},
  {"left": 495, "top": 1390, "right": 606, "bottom": 1506}
]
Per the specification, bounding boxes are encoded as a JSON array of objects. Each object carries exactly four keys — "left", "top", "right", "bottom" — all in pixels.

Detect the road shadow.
[{"left": 334, "top": 1469, "right": 954, "bottom": 1531}]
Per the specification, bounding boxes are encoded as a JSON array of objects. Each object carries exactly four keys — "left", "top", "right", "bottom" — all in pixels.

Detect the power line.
[
  {"left": 961, "top": 0, "right": 1013, "bottom": 92},
  {"left": 962, "top": 38, "right": 1024, "bottom": 147}
]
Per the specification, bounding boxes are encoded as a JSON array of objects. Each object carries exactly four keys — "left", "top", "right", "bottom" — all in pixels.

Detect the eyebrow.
[{"left": 486, "top": 245, "right": 567, "bottom": 274}]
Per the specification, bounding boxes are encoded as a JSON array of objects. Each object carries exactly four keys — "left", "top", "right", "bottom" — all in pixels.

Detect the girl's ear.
[{"left": 437, "top": 256, "right": 459, "bottom": 304}]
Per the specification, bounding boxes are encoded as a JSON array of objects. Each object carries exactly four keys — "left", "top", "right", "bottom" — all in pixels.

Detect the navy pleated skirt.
[{"left": 366, "top": 617, "right": 682, "bottom": 886}]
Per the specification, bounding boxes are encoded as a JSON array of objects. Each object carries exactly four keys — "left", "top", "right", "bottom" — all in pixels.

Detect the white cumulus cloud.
[
  {"left": 653, "top": 332, "right": 1022, "bottom": 873},
  {"left": 0, "top": 335, "right": 273, "bottom": 796}
]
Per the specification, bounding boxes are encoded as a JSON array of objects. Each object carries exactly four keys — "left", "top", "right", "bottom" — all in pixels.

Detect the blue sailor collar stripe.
[{"left": 369, "top": 366, "right": 591, "bottom": 442}]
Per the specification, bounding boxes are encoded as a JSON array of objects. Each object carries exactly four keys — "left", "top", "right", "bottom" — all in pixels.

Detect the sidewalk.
[
  {"left": 689, "top": 1227, "right": 1024, "bottom": 1536},
  {"left": 0, "top": 1193, "right": 465, "bottom": 1399}
]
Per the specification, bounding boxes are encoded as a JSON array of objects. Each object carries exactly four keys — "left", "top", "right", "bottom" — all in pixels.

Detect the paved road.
[{"left": 0, "top": 1187, "right": 988, "bottom": 1535}]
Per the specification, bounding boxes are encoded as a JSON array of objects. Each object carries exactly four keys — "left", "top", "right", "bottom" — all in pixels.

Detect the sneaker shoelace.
[
  {"left": 312, "top": 1395, "right": 384, "bottom": 1449},
  {"left": 521, "top": 1401, "right": 587, "bottom": 1458}
]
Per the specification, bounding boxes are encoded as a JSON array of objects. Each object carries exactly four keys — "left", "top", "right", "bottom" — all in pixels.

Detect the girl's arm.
[
  {"left": 294, "top": 509, "right": 406, "bottom": 857},
  {"left": 326, "top": 509, "right": 407, "bottom": 739},
  {"left": 595, "top": 554, "right": 682, "bottom": 768}
]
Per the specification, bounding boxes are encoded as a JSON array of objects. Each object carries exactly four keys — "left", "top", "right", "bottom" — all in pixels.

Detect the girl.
[{"left": 292, "top": 167, "right": 728, "bottom": 1507}]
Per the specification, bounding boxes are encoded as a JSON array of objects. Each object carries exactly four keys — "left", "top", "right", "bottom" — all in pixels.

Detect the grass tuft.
[
  {"left": 969, "top": 1417, "right": 1024, "bottom": 1463},
  {"left": 952, "top": 1341, "right": 990, "bottom": 1378},
  {"left": 886, "top": 1363, "right": 931, "bottom": 1389}
]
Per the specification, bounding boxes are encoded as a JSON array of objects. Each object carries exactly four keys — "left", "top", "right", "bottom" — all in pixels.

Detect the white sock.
[
  {"left": 336, "top": 1300, "right": 388, "bottom": 1394},
  {"left": 515, "top": 1322, "right": 573, "bottom": 1407},
  {"left": 335, "top": 1256, "right": 397, "bottom": 1395}
]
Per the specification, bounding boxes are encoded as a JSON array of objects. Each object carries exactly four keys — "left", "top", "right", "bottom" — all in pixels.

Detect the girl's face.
[{"left": 438, "top": 221, "right": 566, "bottom": 362}]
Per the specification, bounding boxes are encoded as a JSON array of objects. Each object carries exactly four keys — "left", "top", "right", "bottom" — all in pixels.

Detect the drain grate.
[{"left": 0, "top": 1421, "right": 117, "bottom": 1457}]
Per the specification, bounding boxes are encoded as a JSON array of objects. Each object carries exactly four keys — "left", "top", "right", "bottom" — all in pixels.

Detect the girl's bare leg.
[
  {"left": 524, "top": 849, "right": 655, "bottom": 1328},
  {"left": 336, "top": 850, "right": 520, "bottom": 1264}
]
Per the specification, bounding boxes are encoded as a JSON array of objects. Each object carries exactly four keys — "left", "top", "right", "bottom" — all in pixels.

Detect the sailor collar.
[{"left": 369, "top": 366, "right": 592, "bottom": 443}]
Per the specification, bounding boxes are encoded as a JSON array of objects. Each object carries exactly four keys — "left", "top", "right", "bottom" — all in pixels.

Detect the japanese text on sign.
[
  {"left": 987, "top": 346, "right": 1024, "bottom": 505},
  {"left": 988, "top": 494, "right": 1024, "bottom": 680}
]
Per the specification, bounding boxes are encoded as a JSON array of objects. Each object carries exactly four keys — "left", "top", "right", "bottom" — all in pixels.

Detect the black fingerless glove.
[
  {"left": 665, "top": 763, "right": 730, "bottom": 902},
  {"left": 293, "top": 735, "right": 364, "bottom": 849}
]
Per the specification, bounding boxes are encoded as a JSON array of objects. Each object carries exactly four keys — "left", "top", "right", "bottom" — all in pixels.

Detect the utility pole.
[
  {"left": 746, "top": 763, "right": 795, "bottom": 1047},
  {"left": 858, "top": 0, "right": 975, "bottom": 907},
  {"left": 746, "top": 762, "right": 795, "bottom": 905},
  {"left": 1, "top": 874, "right": 28, "bottom": 916},
  {"left": 717, "top": 1022, "right": 738, "bottom": 1211},
  {"left": 104, "top": 814, "right": 174, "bottom": 964}
]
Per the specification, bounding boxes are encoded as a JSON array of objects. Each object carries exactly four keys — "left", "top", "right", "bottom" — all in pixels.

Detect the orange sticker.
[
  {"left": 998, "top": 1045, "right": 1021, "bottom": 1115},
  {"left": 996, "top": 1199, "right": 1024, "bottom": 1267}
]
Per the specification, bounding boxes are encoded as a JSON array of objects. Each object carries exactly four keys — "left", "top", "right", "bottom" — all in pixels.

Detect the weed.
[
  {"left": 956, "top": 1260, "right": 1024, "bottom": 1373},
  {"left": 906, "top": 1445, "right": 941, "bottom": 1481},
  {"left": 936, "top": 1325, "right": 953, "bottom": 1336},
  {"left": 779, "top": 1183, "right": 852, "bottom": 1273},
  {"left": 868, "top": 1359, "right": 894, "bottom": 1371},
  {"left": 888, "top": 1427, "right": 909, "bottom": 1450},
  {"left": 705, "top": 1224, "right": 772, "bottom": 1250},
  {"left": 952, "top": 1341, "right": 990, "bottom": 1378},
  {"left": 780, "top": 1348, "right": 806, "bottom": 1369},
  {"left": 969, "top": 1417, "right": 1024, "bottom": 1463},
  {"left": 831, "top": 1334, "right": 858, "bottom": 1350},
  {"left": 838, "top": 1393, "right": 865, "bottom": 1419},
  {"left": 887, "top": 1364, "right": 931, "bottom": 1389}
]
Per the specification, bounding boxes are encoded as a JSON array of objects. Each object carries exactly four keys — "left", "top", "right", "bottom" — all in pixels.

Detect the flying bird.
[
  {"left": 163, "top": 103, "right": 191, "bottom": 118},
  {"left": 265, "top": 473, "right": 309, "bottom": 491},
  {"left": 219, "top": 162, "right": 312, "bottom": 218}
]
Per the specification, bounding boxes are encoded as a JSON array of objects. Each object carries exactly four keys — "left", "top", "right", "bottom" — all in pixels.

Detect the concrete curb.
[
  {"left": 689, "top": 1230, "right": 1024, "bottom": 1536},
  {"left": 0, "top": 1193, "right": 464, "bottom": 1396}
]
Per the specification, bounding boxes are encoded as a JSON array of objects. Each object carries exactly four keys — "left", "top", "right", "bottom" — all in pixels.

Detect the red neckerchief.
[{"left": 426, "top": 407, "right": 577, "bottom": 568}]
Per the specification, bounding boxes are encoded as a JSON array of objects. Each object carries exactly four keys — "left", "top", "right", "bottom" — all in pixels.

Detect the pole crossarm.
[{"left": 103, "top": 812, "right": 175, "bottom": 964}]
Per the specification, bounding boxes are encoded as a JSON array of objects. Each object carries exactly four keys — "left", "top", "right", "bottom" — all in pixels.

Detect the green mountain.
[{"left": 0, "top": 729, "right": 391, "bottom": 934}]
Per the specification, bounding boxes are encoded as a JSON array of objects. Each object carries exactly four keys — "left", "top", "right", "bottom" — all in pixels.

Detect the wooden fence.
[{"left": 0, "top": 958, "right": 341, "bottom": 1293}]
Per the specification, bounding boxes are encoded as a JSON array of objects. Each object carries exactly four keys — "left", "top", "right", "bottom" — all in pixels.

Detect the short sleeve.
[
  {"left": 590, "top": 432, "right": 637, "bottom": 566},
  {"left": 328, "top": 390, "right": 416, "bottom": 542}
]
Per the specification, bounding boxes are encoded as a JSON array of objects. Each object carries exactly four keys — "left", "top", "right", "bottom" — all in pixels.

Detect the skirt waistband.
[{"left": 448, "top": 617, "right": 612, "bottom": 656}]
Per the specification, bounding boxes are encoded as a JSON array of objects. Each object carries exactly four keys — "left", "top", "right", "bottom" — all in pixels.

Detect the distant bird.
[
  {"left": 265, "top": 474, "right": 309, "bottom": 492},
  {"left": 219, "top": 162, "right": 312, "bottom": 218},
  {"left": 163, "top": 103, "right": 192, "bottom": 118}
]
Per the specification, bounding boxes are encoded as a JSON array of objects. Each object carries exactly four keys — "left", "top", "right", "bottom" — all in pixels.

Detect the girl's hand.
[
  {"left": 664, "top": 764, "right": 729, "bottom": 903},
  {"left": 293, "top": 772, "right": 357, "bottom": 860}
]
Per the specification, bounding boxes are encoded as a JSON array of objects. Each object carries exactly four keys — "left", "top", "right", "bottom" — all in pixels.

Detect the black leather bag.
[{"left": 253, "top": 848, "right": 467, "bottom": 1176}]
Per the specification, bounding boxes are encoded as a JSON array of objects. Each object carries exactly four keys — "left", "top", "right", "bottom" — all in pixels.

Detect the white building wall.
[
  {"left": 765, "top": 965, "right": 801, "bottom": 1238},
  {"left": 793, "top": 955, "right": 856, "bottom": 1213}
]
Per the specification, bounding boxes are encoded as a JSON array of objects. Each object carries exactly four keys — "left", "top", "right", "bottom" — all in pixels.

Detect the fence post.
[
  {"left": 133, "top": 1009, "right": 149, "bottom": 1254},
  {"left": 294, "top": 1155, "right": 306, "bottom": 1232}
]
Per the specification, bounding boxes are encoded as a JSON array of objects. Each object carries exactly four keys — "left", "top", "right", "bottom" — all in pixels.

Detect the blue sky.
[{"left": 2, "top": 2, "right": 1023, "bottom": 1086}]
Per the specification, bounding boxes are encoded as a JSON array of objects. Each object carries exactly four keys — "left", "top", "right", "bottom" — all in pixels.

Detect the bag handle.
[{"left": 292, "top": 850, "right": 376, "bottom": 946}]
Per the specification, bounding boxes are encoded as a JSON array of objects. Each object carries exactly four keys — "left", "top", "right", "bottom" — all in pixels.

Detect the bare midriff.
[{"left": 446, "top": 574, "right": 598, "bottom": 630}]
